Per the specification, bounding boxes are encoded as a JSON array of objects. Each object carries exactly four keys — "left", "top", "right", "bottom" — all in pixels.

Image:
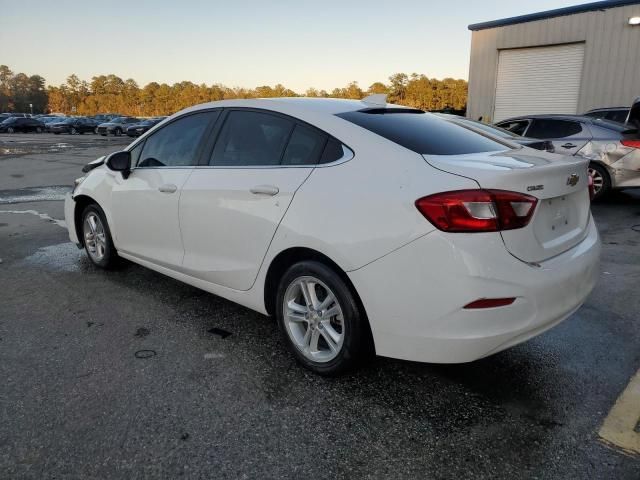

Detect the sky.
[{"left": 0, "top": 0, "right": 581, "bottom": 91}]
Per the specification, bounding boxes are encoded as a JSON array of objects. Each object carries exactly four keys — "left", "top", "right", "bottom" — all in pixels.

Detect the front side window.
[
  {"left": 210, "top": 111, "right": 294, "bottom": 166},
  {"left": 138, "top": 111, "right": 218, "bottom": 167},
  {"left": 606, "top": 110, "right": 629, "bottom": 123},
  {"left": 526, "top": 119, "right": 582, "bottom": 139}
]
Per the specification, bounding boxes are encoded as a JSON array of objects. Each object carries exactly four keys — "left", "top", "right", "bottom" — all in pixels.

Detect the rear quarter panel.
[{"left": 264, "top": 128, "right": 479, "bottom": 273}]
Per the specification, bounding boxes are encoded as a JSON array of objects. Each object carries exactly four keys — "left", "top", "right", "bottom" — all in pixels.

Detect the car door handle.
[
  {"left": 158, "top": 184, "right": 177, "bottom": 194},
  {"left": 562, "top": 143, "right": 577, "bottom": 149},
  {"left": 250, "top": 185, "right": 279, "bottom": 196}
]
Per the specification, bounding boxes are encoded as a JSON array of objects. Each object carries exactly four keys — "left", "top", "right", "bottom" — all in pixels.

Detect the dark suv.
[{"left": 0, "top": 117, "right": 45, "bottom": 133}]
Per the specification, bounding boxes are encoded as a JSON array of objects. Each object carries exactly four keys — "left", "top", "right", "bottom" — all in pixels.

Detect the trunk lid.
[{"left": 423, "top": 148, "right": 591, "bottom": 263}]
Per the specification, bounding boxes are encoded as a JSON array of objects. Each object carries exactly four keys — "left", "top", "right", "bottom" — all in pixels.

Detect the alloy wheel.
[
  {"left": 588, "top": 167, "right": 604, "bottom": 196},
  {"left": 282, "top": 276, "right": 345, "bottom": 363},
  {"left": 83, "top": 212, "right": 107, "bottom": 262}
]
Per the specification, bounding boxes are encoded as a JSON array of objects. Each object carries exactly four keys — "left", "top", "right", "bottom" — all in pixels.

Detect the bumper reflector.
[{"left": 464, "top": 298, "right": 516, "bottom": 309}]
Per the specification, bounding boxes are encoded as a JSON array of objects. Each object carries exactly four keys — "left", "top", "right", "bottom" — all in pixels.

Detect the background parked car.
[
  {"left": 0, "top": 117, "right": 45, "bottom": 133},
  {"left": 49, "top": 117, "right": 99, "bottom": 135},
  {"left": 91, "top": 114, "right": 120, "bottom": 124},
  {"left": 125, "top": 117, "right": 166, "bottom": 137},
  {"left": 43, "top": 116, "right": 68, "bottom": 132},
  {"left": 436, "top": 114, "right": 554, "bottom": 152},
  {"left": 96, "top": 117, "right": 140, "bottom": 136},
  {"left": 495, "top": 114, "right": 640, "bottom": 199}
]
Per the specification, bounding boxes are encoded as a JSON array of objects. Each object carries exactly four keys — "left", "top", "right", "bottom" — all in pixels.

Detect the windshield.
[
  {"left": 111, "top": 117, "right": 125, "bottom": 123},
  {"left": 337, "top": 110, "right": 509, "bottom": 155}
]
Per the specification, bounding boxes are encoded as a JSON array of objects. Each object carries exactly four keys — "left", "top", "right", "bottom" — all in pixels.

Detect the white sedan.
[{"left": 65, "top": 96, "right": 601, "bottom": 375}]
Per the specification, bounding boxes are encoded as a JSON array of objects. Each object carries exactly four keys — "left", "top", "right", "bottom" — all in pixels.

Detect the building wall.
[{"left": 467, "top": 4, "right": 640, "bottom": 122}]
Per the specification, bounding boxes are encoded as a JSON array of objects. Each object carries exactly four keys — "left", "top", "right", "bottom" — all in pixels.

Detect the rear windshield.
[{"left": 336, "top": 110, "right": 509, "bottom": 155}]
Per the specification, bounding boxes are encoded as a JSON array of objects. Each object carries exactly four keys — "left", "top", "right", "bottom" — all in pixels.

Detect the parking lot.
[{"left": 0, "top": 132, "right": 638, "bottom": 478}]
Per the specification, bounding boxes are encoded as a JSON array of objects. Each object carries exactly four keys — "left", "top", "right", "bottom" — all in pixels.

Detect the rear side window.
[
  {"left": 210, "top": 111, "right": 294, "bottom": 166},
  {"left": 336, "top": 110, "right": 507, "bottom": 155},
  {"left": 138, "top": 111, "right": 218, "bottom": 167},
  {"left": 320, "top": 138, "right": 346, "bottom": 164},
  {"left": 496, "top": 120, "right": 530, "bottom": 136},
  {"left": 281, "top": 124, "right": 326, "bottom": 166},
  {"left": 526, "top": 119, "right": 583, "bottom": 139}
]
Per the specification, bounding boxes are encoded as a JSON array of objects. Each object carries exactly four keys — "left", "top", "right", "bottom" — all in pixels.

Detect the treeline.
[
  {"left": 1, "top": 65, "right": 467, "bottom": 116},
  {"left": 0, "top": 66, "right": 48, "bottom": 113}
]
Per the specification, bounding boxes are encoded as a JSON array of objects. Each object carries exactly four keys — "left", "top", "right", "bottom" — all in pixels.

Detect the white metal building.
[{"left": 467, "top": 0, "right": 640, "bottom": 122}]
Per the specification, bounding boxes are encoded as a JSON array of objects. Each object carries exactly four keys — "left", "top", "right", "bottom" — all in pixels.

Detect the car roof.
[
  {"left": 179, "top": 97, "right": 415, "bottom": 117},
  {"left": 585, "top": 107, "right": 629, "bottom": 112}
]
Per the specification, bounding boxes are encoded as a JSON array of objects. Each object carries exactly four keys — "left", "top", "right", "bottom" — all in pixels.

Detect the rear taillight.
[
  {"left": 415, "top": 189, "right": 538, "bottom": 232},
  {"left": 621, "top": 139, "right": 640, "bottom": 149},
  {"left": 588, "top": 175, "right": 595, "bottom": 201}
]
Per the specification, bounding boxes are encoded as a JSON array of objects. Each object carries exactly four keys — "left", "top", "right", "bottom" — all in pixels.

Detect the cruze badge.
[
  {"left": 566, "top": 174, "right": 579, "bottom": 187},
  {"left": 527, "top": 184, "right": 544, "bottom": 191}
]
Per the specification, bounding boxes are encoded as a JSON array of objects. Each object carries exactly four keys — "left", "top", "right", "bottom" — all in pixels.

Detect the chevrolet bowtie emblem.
[{"left": 566, "top": 174, "right": 579, "bottom": 187}]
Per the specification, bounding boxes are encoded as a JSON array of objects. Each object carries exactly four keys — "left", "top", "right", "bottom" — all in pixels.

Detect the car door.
[
  {"left": 524, "top": 119, "right": 591, "bottom": 155},
  {"left": 179, "top": 109, "right": 327, "bottom": 291},
  {"left": 110, "top": 110, "right": 219, "bottom": 268}
]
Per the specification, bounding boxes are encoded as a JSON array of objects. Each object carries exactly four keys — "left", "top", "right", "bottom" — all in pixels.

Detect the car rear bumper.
[{"left": 348, "top": 215, "right": 601, "bottom": 363}]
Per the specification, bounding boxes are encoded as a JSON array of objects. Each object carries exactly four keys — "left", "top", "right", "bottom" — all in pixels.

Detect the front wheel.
[
  {"left": 114, "top": 128, "right": 122, "bottom": 136},
  {"left": 7, "top": 127, "right": 14, "bottom": 133},
  {"left": 276, "top": 261, "right": 373, "bottom": 375},
  {"left": 588, "top": 162, "right": 611, "bottom": 200},
  {"left": 36, "top": 127, "right": 43, "bottom": 133},
  {"left": 70, "top": 127, "right": 77, "bottom": 135},
  {"left": 81, "top": 204, "right": 118, "bottom": 269}
]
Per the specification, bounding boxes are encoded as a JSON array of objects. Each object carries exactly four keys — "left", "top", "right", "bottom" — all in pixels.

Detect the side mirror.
[{"left": 106, "top": 151, "right": 132, "bottom": 179}]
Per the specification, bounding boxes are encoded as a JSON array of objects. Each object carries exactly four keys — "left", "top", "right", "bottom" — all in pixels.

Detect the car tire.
[
  {"left": 588, "top": 162, "right": 611, "bottom": 200},
  {"left": 81, "top": 204, "right": 119, "bottom": 269},
  {"left": 100, "top": 133, "right": 107, "bottom": 136},
  {"left": 36, "top": 127, "right": 43, "bottom": 133},
  {"left": 94, "top": 128, "right": 99, "bottom": 134},
  {"left": 71, "top": 127, "right": 77, "bottom": 135},
  {"left": 54, "top": 132, "right": 60, "bottom": 135},
  {"left": 114, "top": 128, "right": 122, "bottom": 136},
  {"left": 276, "top": 260, "right": 373, "bottom": 376},
  {"left": 7, "top": 127, "right": 14, "bottom": 133}
]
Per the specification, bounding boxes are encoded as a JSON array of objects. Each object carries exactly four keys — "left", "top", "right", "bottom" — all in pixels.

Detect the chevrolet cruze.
[{"left": 65, "top": 96, "right": 601, "bottom": 375}]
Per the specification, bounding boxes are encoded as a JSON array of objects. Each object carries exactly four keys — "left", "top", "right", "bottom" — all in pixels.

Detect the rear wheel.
[
  {"left": 81, "top": 204, "right": 118, "bottom": 269},
  {"left": 7, "top": 127, "right": 14, "bottom": 133},
  {"left": 588, "top": 162, "right": 611, "bottom": 200},
  {"left": 276, "top": 261, "right": 372, "bottom": 375},
  {"left": 114, "top": 127, "right": 122, "bottom": 136},
  {"left": 36, "top": 127, "right": 43, "bottom": 133},
  {"left": 70, "top": 127, "right": 77, "bottom": 135}
]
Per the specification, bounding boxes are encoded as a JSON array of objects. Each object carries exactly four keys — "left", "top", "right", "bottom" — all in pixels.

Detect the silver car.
[{"left": 496, "top": 114, "right": 640, "bottom": 199}]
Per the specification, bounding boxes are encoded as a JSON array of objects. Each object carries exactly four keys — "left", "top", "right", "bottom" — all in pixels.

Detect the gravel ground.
[{"left": 0, "top": 133, "right": 638, "bottom": 479}]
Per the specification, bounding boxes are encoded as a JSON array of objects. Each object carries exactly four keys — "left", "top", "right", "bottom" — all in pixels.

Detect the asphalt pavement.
[{"left": 0, "top": 133, "right": 638, "bottom": 479}]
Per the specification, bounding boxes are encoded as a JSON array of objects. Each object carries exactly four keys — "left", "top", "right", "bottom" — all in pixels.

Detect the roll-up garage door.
[{"left": 493, "top": 43, "right": 585, "bottom": 122}]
